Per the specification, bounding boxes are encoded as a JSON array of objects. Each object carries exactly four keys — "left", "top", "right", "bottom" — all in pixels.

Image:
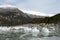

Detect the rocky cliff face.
[{"left": 0, "top": 7, "right": 31, "bottom": 26}]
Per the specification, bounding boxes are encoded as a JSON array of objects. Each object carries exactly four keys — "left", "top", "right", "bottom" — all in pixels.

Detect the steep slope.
[{"left": 0, "top": 7, "right": 31, "bottom": 26}]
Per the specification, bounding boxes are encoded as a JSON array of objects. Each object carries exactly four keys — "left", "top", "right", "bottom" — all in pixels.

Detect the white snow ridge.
[{"left": 0, "top": 5, "right": 16, "bottom": 8}]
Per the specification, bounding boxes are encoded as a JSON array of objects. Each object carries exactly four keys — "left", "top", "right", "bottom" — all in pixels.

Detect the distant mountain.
[
  {"left": 0, "top": 5, "right": 48, "bottom": 26},
  {"left": 25, "top": 13, "right": 45, "bottom": 18},
  {"left": 0, "top": 5, "right": 59, "bottom": 26},
  {"left": 21, "top": 10, "right": 54, "bottom": 17},
  {"left": 28, "top": 13, "right": 60, "bottom": 24}
]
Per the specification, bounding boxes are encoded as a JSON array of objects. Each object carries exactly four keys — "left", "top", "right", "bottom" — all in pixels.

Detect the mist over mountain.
[
  {"left": 0, "top": 5, "right": 59, "bottom": 26},
  {"left": 24, "top": 13, "right": 45, "bottom": 18},
  {"left": 0, "top": 6, "right": 31, "bottom": 26}
]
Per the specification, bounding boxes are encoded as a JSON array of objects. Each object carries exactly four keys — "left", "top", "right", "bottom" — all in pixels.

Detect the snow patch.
[
  {"left": 0, "top": 5, "right": 16, "bottom": 8},
  {"left": 21, "top": 10, "right": 55, "bottom": 17}
]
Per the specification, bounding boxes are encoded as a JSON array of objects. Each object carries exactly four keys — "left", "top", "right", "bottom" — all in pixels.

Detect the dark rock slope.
[
  {"left": 0, "top": 7, "right": 31, "bottom": 26},
  {"left": 28, "top": 13, "right": 60, "bottom": 24}
]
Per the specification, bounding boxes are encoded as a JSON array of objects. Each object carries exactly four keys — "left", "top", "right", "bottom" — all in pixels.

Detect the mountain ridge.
[
  {"left": 28, "top": 13, "right": 60, "bottom": 24},
  {"left": 0, "top": 5, "right": 59, "bottom": 26}
]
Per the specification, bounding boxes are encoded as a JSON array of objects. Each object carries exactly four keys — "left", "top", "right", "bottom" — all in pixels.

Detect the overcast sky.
[{"left": 0, "top": 0, "right": 60, "bottom": 14}]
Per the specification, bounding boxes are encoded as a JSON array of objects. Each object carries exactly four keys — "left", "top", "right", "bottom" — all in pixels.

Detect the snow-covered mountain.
[
  {"left": 21, "top": 10, "right": 55, "bottom": 17},
  {"left": 0, "top": 5, "right": 16, "bottom": 8},
  {"left": 0, "top": 5, "right": 45, "bottom": 18},
  {"left": 0, "top": 5, "right": 55, "bottom": 18}
]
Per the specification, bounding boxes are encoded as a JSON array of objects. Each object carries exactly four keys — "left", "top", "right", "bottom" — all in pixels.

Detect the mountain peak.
[
  {"left": 0, "top": 5, "right": 19, "bottom": 12},
  {"left": 0, "top": 5, "right": 16, "bottom": 8}
]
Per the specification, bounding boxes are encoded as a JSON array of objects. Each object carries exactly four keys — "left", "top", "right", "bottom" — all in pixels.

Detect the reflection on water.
[{"left": 0, "top": 26, "right": 60, "bottom": 40}]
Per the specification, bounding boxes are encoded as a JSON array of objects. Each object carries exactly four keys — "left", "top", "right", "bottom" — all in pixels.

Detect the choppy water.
[{"left": 0, "top": 26, "right": 60, "bottom": 40}]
